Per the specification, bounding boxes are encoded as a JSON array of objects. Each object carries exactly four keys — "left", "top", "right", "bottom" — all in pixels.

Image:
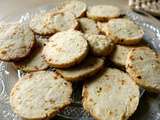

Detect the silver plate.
[{"left": 0, "top": 2, "right": 160, "bottom": 120}]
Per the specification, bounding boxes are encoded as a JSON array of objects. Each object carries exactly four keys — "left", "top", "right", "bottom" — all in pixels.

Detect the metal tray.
[{"left": 0, "top": 1, "right": 160, "bottom": 120}]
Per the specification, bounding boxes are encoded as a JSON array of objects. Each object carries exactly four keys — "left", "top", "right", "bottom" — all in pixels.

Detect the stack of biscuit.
[{"left": 0, "top": 1, "right": 160, "bottom": 120}]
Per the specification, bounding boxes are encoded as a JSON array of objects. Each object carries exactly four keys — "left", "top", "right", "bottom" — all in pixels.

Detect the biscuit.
[
  {"left": 10, "top": 71, "right": 72, "bottom": 120},
  {"left": 85, "top": 34, "right": 114, "bottom": 56},
  {"left": 126, "top": 46, "right": 160, "bottom": 92},
  {"left": 83, "top": 68, "right": 139, "bottom": 120},
  {"left": 110, "top": 45, "right": 134, "bottom": 67},
  {"left": 78, "top": 18, "right": 99, "bottom": 34},
  {"left": 60, "top": 0, "right": 87, "bottom": 18},
  {"left": 43, "top": 30, "right": 88, "bottom": 68},
  {"left": 104, "top": 18, "right": 144, "bottom": 45},
  {"left": 53, "top": 12, "right": 78, "bottom": 32},
  {"left": 56, "top": 56, "right": 104, "bottom": 81},
  {"left": 14, "top": 41, "right": 48, "bottom": 72},
  {"left": 87, "top": 5, "right": 121, "bottom": 21},
  {"left": 0, "top": 23, "right": 35, "bottom": 61},
  {"left": 29, "top": 12, "right": 56, "bottom": 35}
]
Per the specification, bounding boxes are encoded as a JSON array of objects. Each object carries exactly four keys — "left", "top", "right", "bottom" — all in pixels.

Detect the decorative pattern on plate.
[
  {"left": 0, "top": 62, "right": 20, "bottom": 120},
  {"left": 0, "top": 3, "right": 160, "bottom": 120}
]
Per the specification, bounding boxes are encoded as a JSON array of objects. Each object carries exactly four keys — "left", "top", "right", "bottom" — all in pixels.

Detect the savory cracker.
[
  {"left": 57, "top": 56, "right": 104, "bottom": 81},
  {"left": 110, "top": 45, "right": 134, "bottom": 67},
  {"left": 85, "top": 34, "right": 114, "bottom": 56},
  {"left": 78, "top": 18, "right": 99, "bottom": 34},
  {"left": 83, "top": 68, "right": 139, "bottom": 120},
  {"left": 14, "top": 41, "right": 48, "bottom": 72},
  {"left": 60, "top": 0, "right": 87, "bottom": 18},
  {"left": 10, "top": 71, "right": 72, "bottom": 120},
  {"left": 43, "top": 30, "right": 88, "bottom": 68},
  {"left": 87, "top": 5, "right": 121, "bottom": 21},
  {"left": 126, "top": 46, "right": 160, "bottom": 92},
  {"left": 53, "top": 12, "right": 78, "bottom": 32},
  {"left": 104, "top": 18, "right": 144, "bottom": 45},
  {"left": 30, "top": 12, "right": 56, "bottom": 35},
  {"left": 0, "top": 23, "right": 35, "bottom": 61}
]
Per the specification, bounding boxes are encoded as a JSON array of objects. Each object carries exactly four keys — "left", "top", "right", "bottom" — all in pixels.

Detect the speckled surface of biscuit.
[
  {"left": 104, "top": 18, "right": 144, "bottom": 45},
  {"left": 10, "top": 71, "right": 72, "bottom": 120},
  {"left": 87, "top": 5, "right": 121, "bottom": 21},
  {"left": 110, "top": 45, "right": 134, "bottom": 67},
  {"left": 85, "top": 34, "right": 114, "bottom": 56},
  {"left": 0, "top": 23, "right": 35, "bottom": 61},
  {"left": 126, "top": 47, "right": 160, "bottom": 92},
  {"left": 14, "top": 41, "right": 48, "bottom": 72},
  {"left": 53, "top": 12, "right": 78, "bottom": 32},
  {"left": 60, "top": 0, "right": 87, "bottom": 18},
  {"left": 29, "top": 12, "right": 56, "bottom": 35},
  {"left": 57, "top": 56, "right": 104, "bottom": 81},
  {"left": 43, "top": 30, "right": 88, "bottom": 68},
  {"left": 78, "top": 18, "right": 99, "bottom": 34},
  {"left": 83, "top": 68, "right": 139, "bottom": 120}
]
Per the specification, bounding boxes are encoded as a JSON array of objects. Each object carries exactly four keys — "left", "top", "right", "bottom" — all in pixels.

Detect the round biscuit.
[
  {"left": 83, "top": 68, "right": 139, "bottom": 120},
  {"left": 87, "top": 5, "right": 121, "bottom": 21},
  {"left": 43, "top": 30, "right": 88, "bottom": 68},
  {"left": 56, "top": 56, "right": 104, "bottom": 81},
  {"left": 60, "top": 0, "right": 87, "bottom": 18},
  {"left": 105, "top": 18, "right": 144, "bottom": 45},
  {"left": 78, "top": 18, "right": 99, "bottom": 34},
  {"left": 126, "top": 46, "right": 160, "bottom": 92},
  {"left": 110, "top": 45, "right": 134, "bottom": 67},
  {"left": 85, "top": 34, "right": 114, "bottom": 56},
  {"left": 0, "top": 23, "right": 35, "bottom": 61},
  {"left": 29, "top": 12, "right": 56, "bottom": 35},
  {"left": 52, "top": 12, "right": 78, "bottom": 32},
  {"left": 14, "top": 41, "right": 49, "bottom": 72},
  {"left": 10, "top": 71, "right": 72, "bottom": 120}
]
